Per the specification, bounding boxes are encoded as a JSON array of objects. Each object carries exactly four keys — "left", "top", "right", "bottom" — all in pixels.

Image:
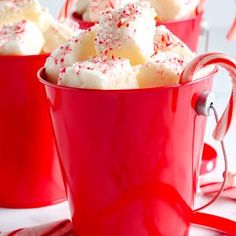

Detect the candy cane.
[
  {"left": 58, "top": 0, "right": 75, "bottom": 19},
  {"left": 227, "top": 18, "right": 236, "bottom": 41},
  {"left": 180, "top": 52, "right": 236, "bottom": 141},
  {"left": 196, "top": 0, "right": 207, "bottom": 14}
]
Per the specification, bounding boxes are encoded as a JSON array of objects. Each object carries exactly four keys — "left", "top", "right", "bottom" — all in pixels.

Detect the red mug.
[
  {"left": 0, "top": 55, "right": 66, "bottom": 208},
  {"left": 38, "top": 67, "right": 217, "bottom": 235}
]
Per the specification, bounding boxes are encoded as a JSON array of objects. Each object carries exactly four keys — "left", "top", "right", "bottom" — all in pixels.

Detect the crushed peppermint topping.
[
  {"left": 48, "top": 29, "right": 92, "bottom": 67},
  {"left": 154, "top": 26, "right": 185, "bottom": 53},
  {"left": 50, "top": 42, "right": 73, "bottom": 66},
  {"left": 0, "top": 0, "right": 34, "bottom": 9},
  {"left": 95, "top": 1, "right": 153, "bottom": 55},
  {"left": 49, "top": 29, "right": 87, "bottom": 64},
  {"left": 70, "top": 56, "right": 126, "bottom": 75},
  {"left": 0, "top": 20, "right": 27, "bottom": 47},
  {"left": 150, "top": 52, "right": 190, "bottom": 73}
]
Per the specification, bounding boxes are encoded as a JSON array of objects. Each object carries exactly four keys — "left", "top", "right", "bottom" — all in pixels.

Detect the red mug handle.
[
  {"left": 180, "top": 52, "right": 236, "bottom": 141},
  {"left": 180, "top": 53, "right": 236, "bottom": 234},
  {"left": 185, "top": 53, "right": 236, "bottom": 210},
  {"left": 193, "top": 91, "right": 228, "bottom": 212}
]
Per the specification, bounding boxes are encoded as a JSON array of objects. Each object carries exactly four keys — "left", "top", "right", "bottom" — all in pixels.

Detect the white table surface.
[{"left": 0, "top": 28, "right": 235, "bottom": 235}]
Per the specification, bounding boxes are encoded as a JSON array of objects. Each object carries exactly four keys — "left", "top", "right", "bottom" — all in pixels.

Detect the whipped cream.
[
  {"left": 154, "top": 25, "right": 195, "bottom": 58},
  {"left": 43, "top": 19, "right": 81, "bottom": 53},
  {"left": 0, "top": 20, "right": 45, "bottom": 55},
  {"left": 45, "top": 27, "right": 97, "bottom": 83},
  {"left": 58, "top": 56, "right": 138, "bottom": 89},
  {"left": 137, "top": 52, "right": 191, "bottom": 88},
  {"left": 95, "top": 1, "right": 156, "bottom": 65}
]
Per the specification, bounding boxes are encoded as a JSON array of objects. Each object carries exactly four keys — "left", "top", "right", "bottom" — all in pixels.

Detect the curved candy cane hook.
[
  {"left": 227, "top": 18, "right": 236, "bottom": 41},
  {"left": 180, "top": 52, "right": 236, "bottom": 141}
]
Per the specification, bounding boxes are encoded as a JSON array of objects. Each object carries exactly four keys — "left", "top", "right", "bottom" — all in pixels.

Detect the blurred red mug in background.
[{"left": 0, "top": 55, "right": 66, "bottom": 208}]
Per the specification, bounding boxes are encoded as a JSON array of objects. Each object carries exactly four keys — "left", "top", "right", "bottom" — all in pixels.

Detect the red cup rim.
[
  {"left": 0, "top": 53, "right": 50, "bottom": 59},
  {"left": 38, "top": 66, "right": 218, "bottom": 93}
]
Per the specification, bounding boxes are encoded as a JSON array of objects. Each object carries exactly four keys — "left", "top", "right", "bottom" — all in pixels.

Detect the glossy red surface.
[
  {"left": 72, "top": 12, "right": 95, "bottom": 29},
  {"left": 39, "top": 68, "right": 214, "bottom": 236},
  {"left": 0, "top": 55, "right": 66, "bottom": 208},
  {"left": 200, "top": 143, "right": 217, "bottom": 175},
  {"left": 157, "top": 12, "right": 203, "bottom": 52},
  {"left": 72, "top": 12, "right": 202, "bottom": 52}
]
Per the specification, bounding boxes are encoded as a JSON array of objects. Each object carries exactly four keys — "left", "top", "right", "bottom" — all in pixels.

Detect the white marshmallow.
[
  {"left": 137, "top": 52, "right": 191, "bottom": 88},
  {"left": 0, "top": 0, "right": 43, "bottom": 27},
  {"left": 45, "top": 27, "right": 97, "bottom": 83},
  {"left": 74, "top": 0, "right": 199, "bottom": 22},
  {"left": 35, "top": 7, "right": 54, "bottom": 32},
  {"left": 154, "top": 25, "right": 195, "bottom": 58},
  {"left": 43, "top": 19, "right": 81, "bottom": 53},
  {"left": 149, "top": 0, "right": 199, "bottom": 21},
  {"left": 95, "top": 1, "right": 156, "bottom": 65},
  {"left": 0, "top": 20, "right": 45, "bottom": 55},
  {"left": 75, "top": 0, "right": 139, "bottom": 22},
  {"left": 82, "top": 0, "right": 114, "bottom": 22},
  {"left": 58, "top": 56, "right": 138, "bottom": 89}
]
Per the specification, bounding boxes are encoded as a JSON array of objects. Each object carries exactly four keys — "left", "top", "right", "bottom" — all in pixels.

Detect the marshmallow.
[
  {"left": 43, "top": 19, "right": 81, "bottom": 53},
  {"left": 137, "top": 52, "right": 191, "bottom": 88},
  {"left": 95, "top": 1, "right": 156, "bottom": 65},
  {"left": 0, "top": 0, "right": 43, "bottom": 27},
  {"left": 0, "top": 20, "right": 45, "bottom": 55},
  {"left": 149, "top": 0, "right": 199, "bottom": 21},
  {"left": 58, "top": 56, "right": 138, "bottom": 89},
  {"left": 154, "top": 25, "right": 195, "bottom": 58},
  {"left": 75, "top": 0, "right": 139, "bottom": 22},
  {"left": 74, "top": 0, "right": 198, "bottom": 22},
  {"left": 35, "top": 7, "right": 54, "bottom": 32},
  {"left": 45, "top": 27, "right": 97, "bottom": 83},
  {"left": 82, "top": 0, "right": 115, "bottom": 22}
]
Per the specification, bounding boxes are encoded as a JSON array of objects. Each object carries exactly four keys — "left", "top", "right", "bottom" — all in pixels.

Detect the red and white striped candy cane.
[
  {"left": 227, "top": 18, "right": 236, "bottom": 41},
  {"left": 180, "top": 52, "right": 236, "bottom": 141},
  {"left": 196, "top": 0, "right": 207, "bottom": 14},
  {"left": 59, "top": 0, "right": 75, "bottom": 19}
]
